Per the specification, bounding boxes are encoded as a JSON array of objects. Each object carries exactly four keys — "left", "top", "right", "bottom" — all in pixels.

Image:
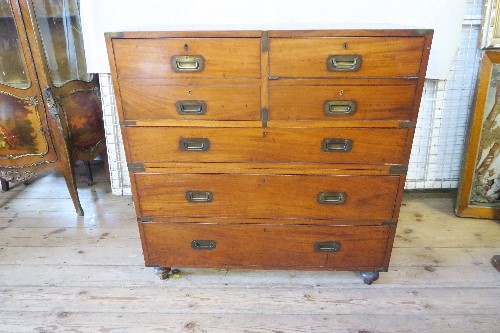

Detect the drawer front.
[
  {"left": 120, "top": 85, "right": 261, "bottom": 120},
  {"left": 142, "top": 223, "right": 390, "bottom": 270},
  {"left": 269, "top": 84, "right": 416, "bottom": 121},
  {"left": 135, "top": 174, "right": 400, "bottom": 220},
  {"left": 112, "top": 38, "right": 261, "bottom": 79},
  {"left": 269, "top": 37, "right": 425, "bottom": 78},
  {"left": 126, "top": 127, "right": 408, "bottom": 164}
]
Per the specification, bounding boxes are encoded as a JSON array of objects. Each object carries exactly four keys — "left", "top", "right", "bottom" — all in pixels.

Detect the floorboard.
[{"left": 0, "top": 162, "right": 498, "bottom": 333}]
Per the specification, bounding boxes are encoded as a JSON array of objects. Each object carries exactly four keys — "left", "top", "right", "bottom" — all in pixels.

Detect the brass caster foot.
[
  {"left": 154, "top": 267, "right": 180, "bottom": 280},
  {"left": 360, "top": 271, "right": 380, "bottom": 285}
]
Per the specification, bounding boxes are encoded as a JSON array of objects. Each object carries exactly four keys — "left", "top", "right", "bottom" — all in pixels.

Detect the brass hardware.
[
  {"left": 327, "top": 55, "right": 362, "bottom": 71},
  {"left": 324, "top": 100, "right": 356, "bottom": 116},
  {"left": 120, "top": 120, "right": 137, "bottom": 126},
  {"left": 321, "top": 138, "right": 353, "bottom": 152},
  {"left": 171, "top": 55, "right": 205, "bottom": 72},
  {"left": 44, "top": 86, "right": 63, "bottom": 132},
  {"left": 186, "top": 190, "right": 213, "bottom": 203},
  {"left": 343, "top": 42, "right": 349, "bottom": 49},
  {"left": 179, "top": 138, "right": 210, "bottom": 151},
  {"left": 399, "top": 121, "right": 417, "bottom": 128},
  {"left": 261, "top": 108, "right": 268, "bottom": 128},
  {"left": 382, "top": 221, "right": 397, "bottom": 226},
  {"left": 105, "top": 32, "right": 124, "bottom": 38},
  {"left": 176, "top": 100, "right": 207, "bottom": 115},
  {"left": 128, "top": 162, "right": 145, "bottom": 172},
  {"left": 140, "top": 216, "right": 153, "bottom": 222},
  {"left": 317, "top": 192, "right": 347, "bottom": 204},
  {"left": 184, "top": 43, "right": 189, "bottom": 51},
  {"left": 314, "top": 241, "right": 341, "bottom": 252},
  {"left": 261, "top": 31, "right": 269, "bottom": 51},
  {"left": 191, "top": 240, "right": 216, "bottom": 250},
  {"left": 389, "top": 165, "right": 408, "bottom": 175}
]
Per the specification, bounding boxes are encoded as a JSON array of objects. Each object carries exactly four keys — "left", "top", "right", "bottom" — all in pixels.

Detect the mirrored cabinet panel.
[{"left": 0, "top": 0, "right": 106, "bottom": 215}]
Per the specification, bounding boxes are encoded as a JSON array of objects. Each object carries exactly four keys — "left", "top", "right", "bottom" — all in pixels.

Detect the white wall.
[{"left": 81, "top": 0, "right": 467, "bottom": 79}]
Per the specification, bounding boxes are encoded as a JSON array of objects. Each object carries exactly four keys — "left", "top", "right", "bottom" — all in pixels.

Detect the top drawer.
[
  {"left": 269, "top": 37, "right": 425, "bottom": 78},
  {"left": 111, "top": 38, "right": 261, "bottom": 79}
]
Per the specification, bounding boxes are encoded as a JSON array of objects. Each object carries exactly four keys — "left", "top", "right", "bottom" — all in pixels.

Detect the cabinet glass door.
[
  {"left": 0, "top": 0, "right": 30, "bottom": 88},
  {"left": 32, "top": 0, "right": 91, "bottom": 86}
]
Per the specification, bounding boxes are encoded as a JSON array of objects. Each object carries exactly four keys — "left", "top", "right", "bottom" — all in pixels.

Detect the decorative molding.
[
  {"left": 44, "top": 86, "right": 64, "bottom": 132},
  {"left": 0, "top": 169, "right": 36, "bottom": 182}
]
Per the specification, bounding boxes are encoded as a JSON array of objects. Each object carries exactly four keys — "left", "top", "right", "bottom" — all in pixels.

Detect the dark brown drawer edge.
[{"left": 137, "top": 216, "right": 397, "bottom": 227}]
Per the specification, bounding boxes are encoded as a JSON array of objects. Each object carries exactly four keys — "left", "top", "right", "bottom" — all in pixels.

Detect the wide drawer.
[
  {"left": 269, "top": 84, "right": 416, "bottom": 121},
  {"left": 134, "top": 173, "right": 400, "bottom": 220},
  {"left": 142, "top": 223, "right": 391, "bottom": 270},
  {"left": 111, "top": 38, "right": 261, "bottom": 79},
  {"left": 269, "top": 37, "right": 425, "bottom": 78},
  {"left": 126, "top": 127, "right": 408, "bottom": 164},
  {"left": 120, "top": 84, "right": 261, "bottom": 120}
]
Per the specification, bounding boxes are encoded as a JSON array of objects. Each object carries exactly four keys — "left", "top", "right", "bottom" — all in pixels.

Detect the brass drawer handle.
[
  {"left": 327, "top": 55, "right": 362, "bottom": 72},
  {"left": 176, "top": 100, "right": 207, "bottom": 115},
  {"left": 191, "top": 239, "right": 217, "bottom": 250},
  {"left": 314, "top": 241, "right": 341, "bottom": 252},
  {"left": 317, "top": 191, "right": 346, "bottom": 205},
  {"left": 321, "top": 138, "right": 353, "bottom": 152},
  {"left": 171, "top": 55, "right": 205, "bottom": 72},
  {"left": 179, "top": 138, "right": 210, "bottom": 151},
  {"left": 324, "top": 100, "right": 356, "bottom": 116},
  {"left": 185, "top": 190, "right": 213, "bottom": 202}
]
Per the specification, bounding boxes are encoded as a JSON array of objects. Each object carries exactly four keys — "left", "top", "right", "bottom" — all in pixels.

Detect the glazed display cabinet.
[{"left": 0, "top": 0, "right": 105, "bottom": 215}]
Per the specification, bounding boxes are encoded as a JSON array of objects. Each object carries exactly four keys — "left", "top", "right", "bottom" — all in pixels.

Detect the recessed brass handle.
[
  {"left": 176, "top": 100, "right": 207, "bottom": 115},
  {"left": 185, "top": 190, "right": 213, "bottom": 203},
  {"left": 314, "top": 241, "right": 341, "bottom": 252},
  {"left": 191, "top": 239, "right": 216, "bottom": 250},
  {"left": 321, "top": 138, "right": 353, "bottom": 152},
  {"left": 179, "top": 138, "right": 210, "bottom": 151},
  {"left": 171, "top": 55, "right": 205, "bottom": 72},
  {"left": 327, "top": 55, "right": 362, "bottom": 72},
  {"left": 317, "top": 192, "right": 347, "bottom": 205},
  {"left": 324, "top": 100, "right": 356, "bottom": 116}
]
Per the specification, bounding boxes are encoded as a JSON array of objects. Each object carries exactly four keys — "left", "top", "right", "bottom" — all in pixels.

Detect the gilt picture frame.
[
  {"left": 456, "top": 51, "right": 500, "bottom": 218},
  {"left": 480, "top": 0, "right": 500, "bottom": 49}
]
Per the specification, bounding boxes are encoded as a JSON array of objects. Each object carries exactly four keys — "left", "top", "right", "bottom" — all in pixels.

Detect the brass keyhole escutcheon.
[
  {"left": 343, "top": 42, "right": 348, "bottom": 49},
  {"left": 339, "top": 89, "right": 344, "bottom": 96},
  {"left": 184, "top": 43, "right": 189, "bottom": 51}
]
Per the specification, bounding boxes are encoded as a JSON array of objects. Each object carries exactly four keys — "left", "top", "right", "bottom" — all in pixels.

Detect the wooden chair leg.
[
  {"left": 1, "top": 179, "right": 9, "bottom": 191},
  {"left": 84, "top": 161, "right": 93, "bottom": 186}
]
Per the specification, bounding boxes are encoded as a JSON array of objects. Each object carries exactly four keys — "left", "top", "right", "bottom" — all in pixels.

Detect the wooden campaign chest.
[{"left": 105, "top": 30, "right": 432, "bottom": 284}]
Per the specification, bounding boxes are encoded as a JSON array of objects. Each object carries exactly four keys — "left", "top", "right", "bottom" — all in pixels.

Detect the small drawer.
[
  {"left": 134, "top": 173, "right": 401, "bottom": 220},
  {"left": 142, "top": 223, "right": 390, "bottom": 270},
  {"left": 112, "top": 38, "right": 261, "bottom": 79},
  {"left": 269, "top": 37, "right": 425, "bottom": 78},
  {"left": 126, "top": 127, "right": 408, "bottom": 164},
  {"left": 269, "top": 84, "right": 417, "bottom": 121},
  {"left": 120, "top": 84, "right": 261, "bottom": 120}
]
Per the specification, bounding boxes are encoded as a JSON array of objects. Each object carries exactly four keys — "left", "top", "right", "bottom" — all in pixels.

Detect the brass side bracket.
[
  {"left": 389, "top": 165, "right": 408, "bottom": 175},
  {"left": 261, "top": 108, "right": 268, "bottom": 128},
  {"left": 128, "top": 162, "right": 145, "bottom": 172},
  {"left": 381, "top": 221, "right": 397, "bottom": 226},
  {"left": 261, "top": 31, "right": 269, "bottom": 52},
  {"left": 399, "top": 121, "right": 417, "bottom": 128},
  {"left": 139, "top": 216, "right": 153, "bottom": 222},
  {"left": 120, "top": 120, "right": 137, "bottom": 126}
]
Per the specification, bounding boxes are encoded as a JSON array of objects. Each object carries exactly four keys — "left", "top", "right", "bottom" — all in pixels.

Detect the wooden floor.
[{"left": 0, "top": 162, "right": 499, "bottom": 333}]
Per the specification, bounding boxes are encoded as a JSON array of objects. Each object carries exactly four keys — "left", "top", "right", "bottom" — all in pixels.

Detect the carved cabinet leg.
[
  {"left": 62, "top": 171, "right": 84, "bottom": 216},
  {"left": 360, "top": 271, "right": 380, "bottom": 285}
]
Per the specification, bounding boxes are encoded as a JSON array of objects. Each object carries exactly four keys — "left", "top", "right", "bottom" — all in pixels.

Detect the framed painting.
[
  {"left": 456, "top": 51, "right": 500, "bottom": 218},
  {"left": 481, "top": 0, "right": 500, "bottom": 49}
]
